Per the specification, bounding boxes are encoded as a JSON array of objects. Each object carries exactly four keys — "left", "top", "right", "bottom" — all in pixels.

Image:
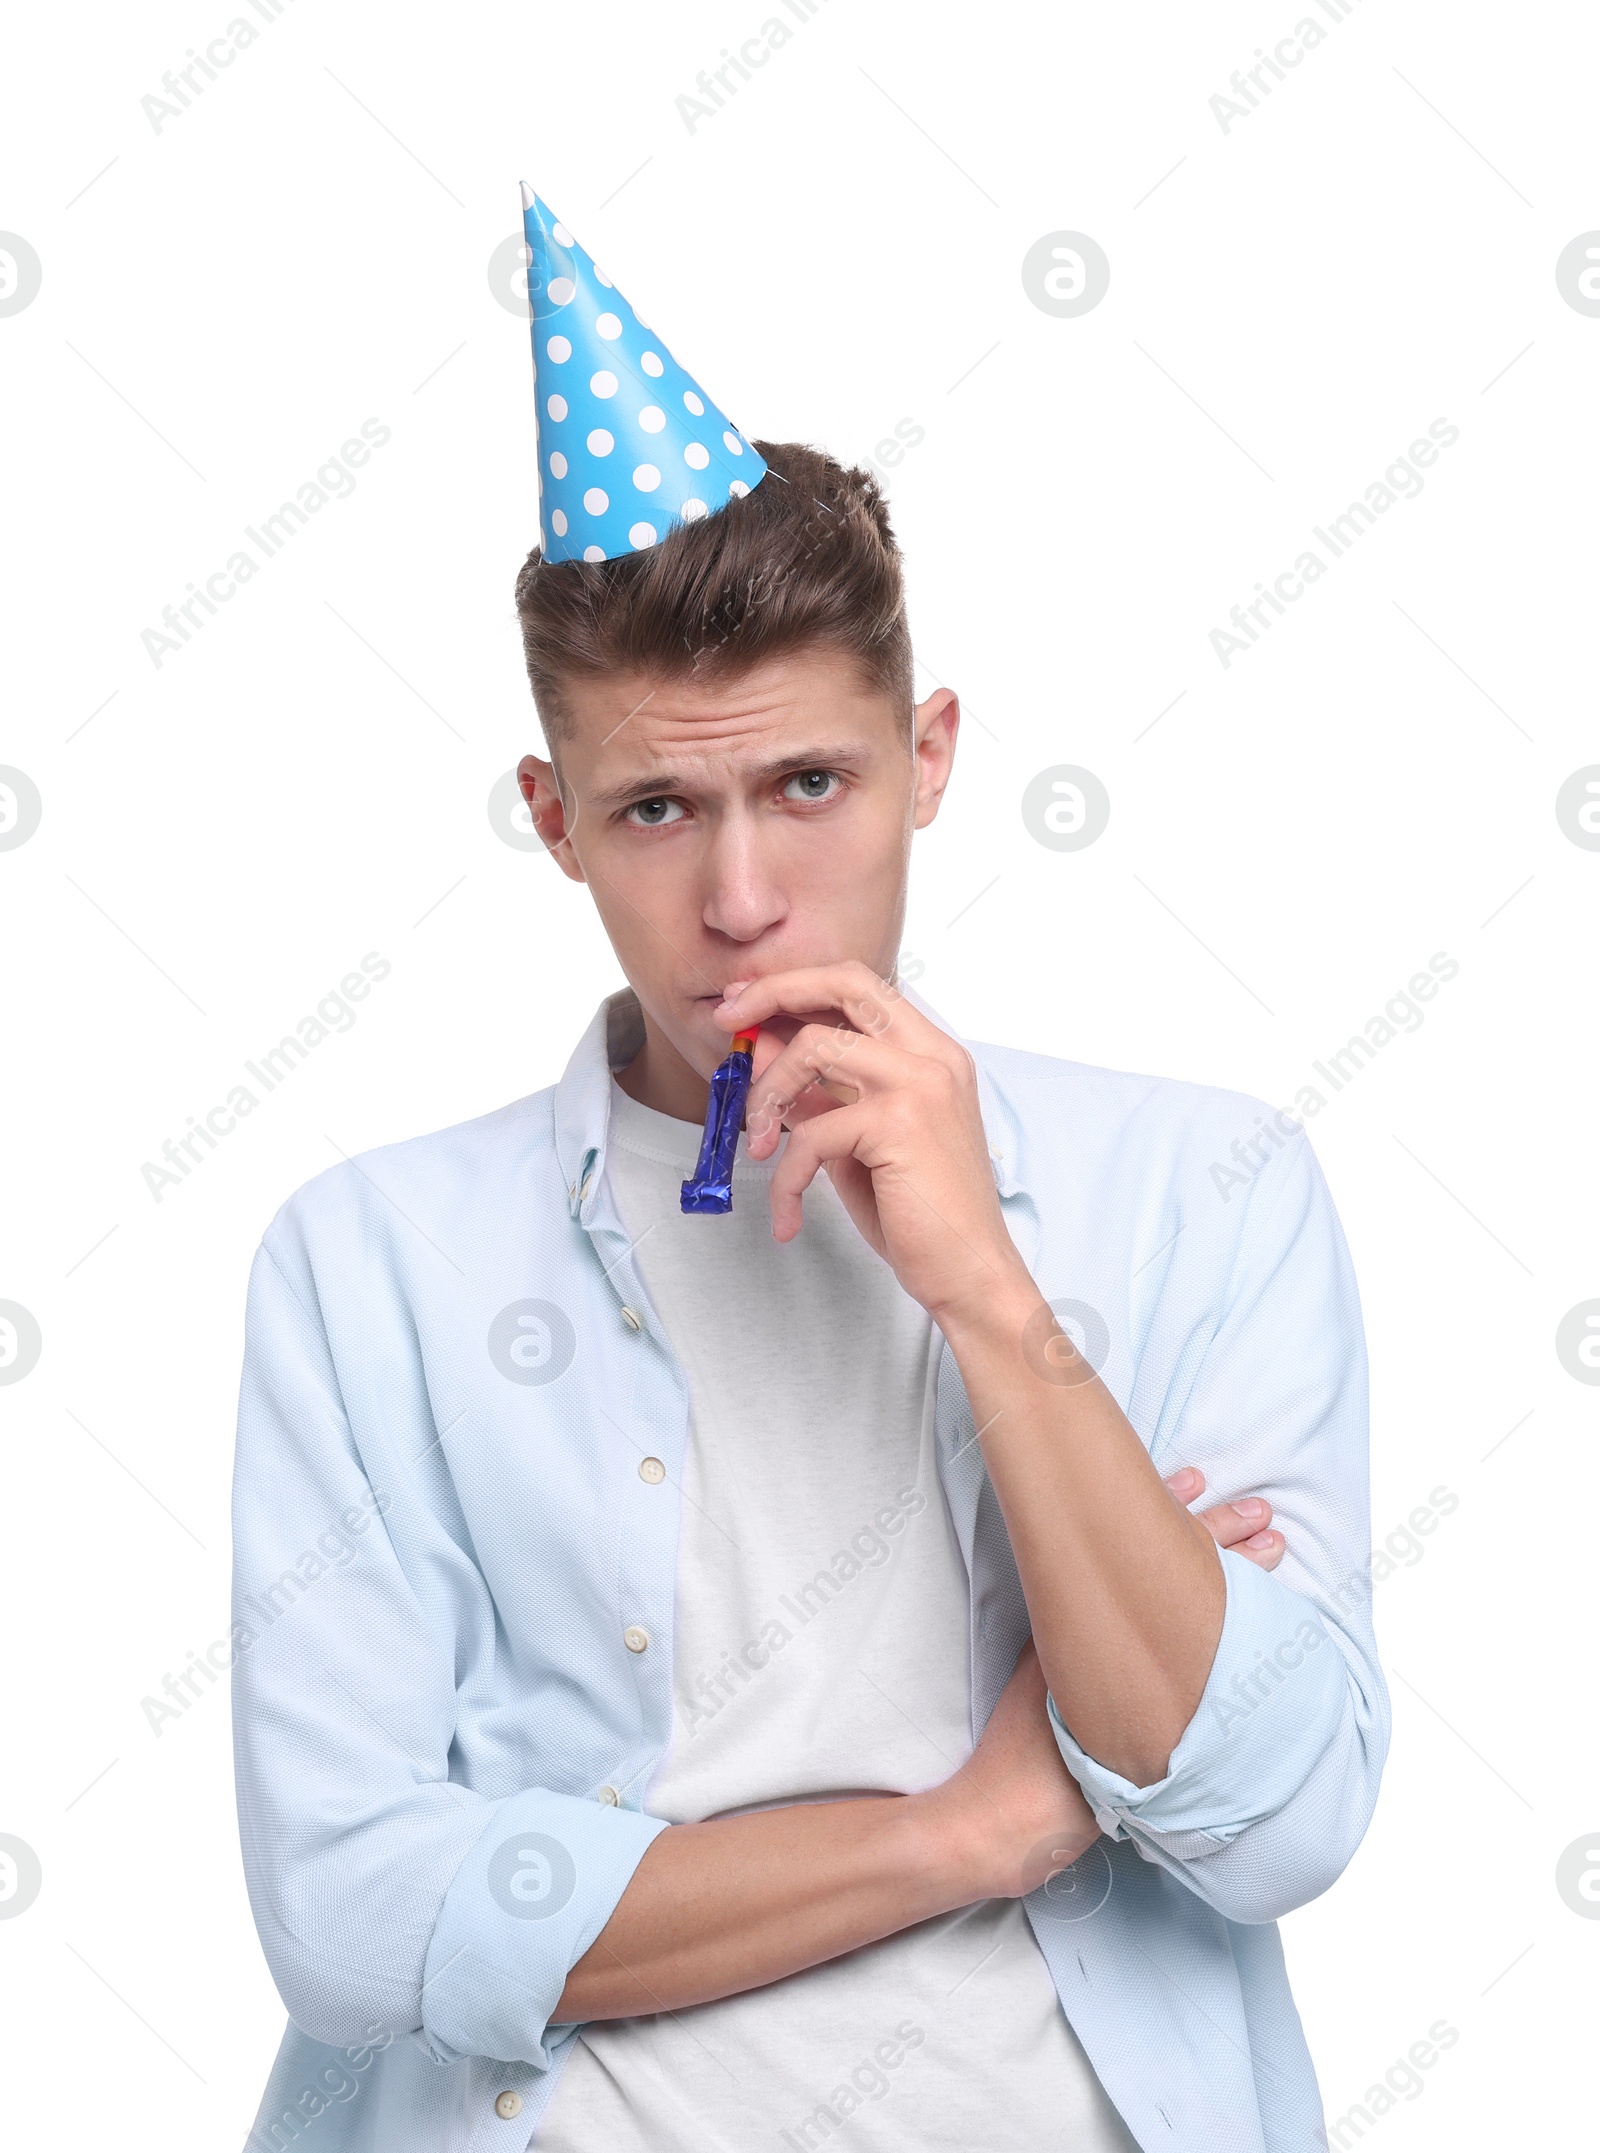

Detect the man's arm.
[
  {"left": 720, "top": 964, "right": 1229, "bottom": 1786},
  {"left": 558, "top": 1481, "right": 1285, "bottom": 2021},
  {"left": 556, "top": 1640, "right": 1085, "bottom": 2020},
  {"left": 233, "top": 1222, "right": 672, "bottom": 2067},
  {"left": 935, "top": 1288, "right": 1223, "bottom": 1787},
  {"left": 239, "top": 1191, "right": 1294, "bottom": 2060},
  {"left": 718, "top": 962, "right": 1388, "bottom": 1909}
]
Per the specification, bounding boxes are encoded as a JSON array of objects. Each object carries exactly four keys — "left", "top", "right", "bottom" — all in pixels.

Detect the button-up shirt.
[{"left": 232, "top": 987, "right": 1388, "bottom": 2153}]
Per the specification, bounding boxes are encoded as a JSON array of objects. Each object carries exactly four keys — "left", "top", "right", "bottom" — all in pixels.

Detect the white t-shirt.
[{"left": 534, "top": 1084, "right": 1137, "bottom": 2153}]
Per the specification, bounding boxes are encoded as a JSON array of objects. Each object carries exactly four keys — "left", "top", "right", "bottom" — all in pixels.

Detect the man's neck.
[{"left": 612, "top": 1018, "right": 712, "bottom": 1126}]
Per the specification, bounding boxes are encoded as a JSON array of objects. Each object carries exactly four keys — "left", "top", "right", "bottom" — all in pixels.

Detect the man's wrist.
[
  {"left": 929, "top": 1268, "right": 1049, "bottom": 1364},
  {"left": 904, "top": 1779, "right": 1010, "bottom": 1907}
]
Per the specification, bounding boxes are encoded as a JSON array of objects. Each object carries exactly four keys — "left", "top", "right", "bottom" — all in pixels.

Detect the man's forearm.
[
  {"left": 939, "top": 1278, "right": 1226, "bottom": 1789},
  {"left": 554, "top": 1790, "right": 976, "bottom": 2023},
  {"left": 555, "top": 1637, "right": 1099, "bottom": 2024}
]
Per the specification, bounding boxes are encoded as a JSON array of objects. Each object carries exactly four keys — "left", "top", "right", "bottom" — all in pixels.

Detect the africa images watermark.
[
  {"left": 1327, "top": 2019, "right": 1460, "bottom": 2150},
  {"left": 247, "top": 2021, "right": 398, "bottom": 2151},
  {"left": 1209, "top": 952, "right": 1460, "bottom": 1203},
  {"left": 141, "top": 0, "right": 298, "bottom": 133},
  {"left": 675, "top": 0, "right": 832, "bottom": 132},
  {"left": 140, "top": 420, "right": 392, "bottom": 669},
  {"left": 1210, "top": 419, "right": 1461, "bottom": 669},
  {"left": 142, "top": 1485, "right": 393, "bottom": 1737},
  {"left": 140, "top": 951, "right": 392, "bottom": 1202},
  {"left": 779, "top": 2019, "right": 926, "bottom": 2151},
  {"left": 1337, "top": 1483, "right": 1461, "bottom": 1600},
  {"left": 681, "top": 1484, "right": 929, "bottom": 1737},
  {"left": 1214, "top": 1482, "right": 1461, "bottom": 1738},
  {"left": 1209, "top": 0, "right": 1366, "bottom": 135}
]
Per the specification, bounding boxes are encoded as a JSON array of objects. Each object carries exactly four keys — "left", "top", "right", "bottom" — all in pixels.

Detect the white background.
[{"left": 2, "top": 0, "right": 1596, "bottom": 2144}]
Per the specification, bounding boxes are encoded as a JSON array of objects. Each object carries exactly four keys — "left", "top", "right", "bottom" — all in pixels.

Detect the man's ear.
[
  {"left": 911, "top": 687, "right": 959, "bottom": 831},
  {"left": 517, "top": 753, "right": 588, "bottom": 885}
]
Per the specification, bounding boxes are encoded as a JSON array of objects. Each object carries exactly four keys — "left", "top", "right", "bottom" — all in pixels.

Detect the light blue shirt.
[{"left": 233, "top": 988, "right": 1388, "bottom": 2153}]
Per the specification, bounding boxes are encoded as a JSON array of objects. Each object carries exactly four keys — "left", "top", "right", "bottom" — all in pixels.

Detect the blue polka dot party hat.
[{"left": 520, "top": 183, "right": 768, "bottom": 563}]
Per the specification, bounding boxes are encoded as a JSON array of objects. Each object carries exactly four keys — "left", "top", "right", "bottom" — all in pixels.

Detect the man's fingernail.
[
  {"left": 1233, "top": 1499, "right": 1265, "bottom": 1519},
  {"left": 1245, "top": 1530, "right": 1276, "bottom": 1550}
]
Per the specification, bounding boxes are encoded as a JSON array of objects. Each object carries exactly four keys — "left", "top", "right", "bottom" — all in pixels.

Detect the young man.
[{"left": 232, "top": 197, "right": 1387, "bottom": 2153}]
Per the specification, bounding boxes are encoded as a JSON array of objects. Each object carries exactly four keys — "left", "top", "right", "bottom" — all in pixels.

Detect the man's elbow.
[
  {"left": 269, "top": 1950, "right": 419, "bottom": 2054},
  {"left": 1136, "top": 1800, "right": 1375, "bottom": 1926},
  {"left": 1199, "top": 1837, "right": 1357, "bottom": 1925}
]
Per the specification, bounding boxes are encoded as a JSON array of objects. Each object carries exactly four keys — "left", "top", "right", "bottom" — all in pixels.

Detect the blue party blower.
[{"left": 681, "top": 1028, "right": 760, "bottom": 1214}]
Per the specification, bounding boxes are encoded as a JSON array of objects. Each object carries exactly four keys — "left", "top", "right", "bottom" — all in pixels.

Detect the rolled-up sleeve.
[
  {"left": 231, "top": 1229, "right": 668, "bottom": 2066},
  {"left": 1048, "top": 1126, "right": 1390, "bottom": 1924}
]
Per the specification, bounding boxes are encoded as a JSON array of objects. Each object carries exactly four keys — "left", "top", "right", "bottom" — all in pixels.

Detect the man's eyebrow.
[{"left": 586, "top": 744, "right": 874, "bottom": 809}]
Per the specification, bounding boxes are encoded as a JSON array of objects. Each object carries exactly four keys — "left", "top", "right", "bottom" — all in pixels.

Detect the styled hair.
[{"left": 512, "top": 440, "right": 914, "bottom": 743}]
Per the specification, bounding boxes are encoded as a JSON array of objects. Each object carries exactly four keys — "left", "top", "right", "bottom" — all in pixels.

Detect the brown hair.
[{"left": 513, "top": 440, "right": 914, "bottom": 744}]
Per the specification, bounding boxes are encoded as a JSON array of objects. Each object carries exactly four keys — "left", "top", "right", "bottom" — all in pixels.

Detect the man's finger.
[
  {"left": 746, "top": 1024, "right": 921, "bottom": 1153},
  {"left": 1196, "top": 1497, "right": 1274, "bottom": 1546},
  {"left": 1164, "top": 1466, "right": 1206, "bottom": 1506},
  {"left": 714, "top": 958, "right": 902, "bottom": 1030},
  {"left": 1171, "top": 1475, "right": 1286, "bottom": 1571},
  {"left": 715, "top": 961, "right": 957, "bottom": 1064},
  {"left": 1196, "top": 1499, "right": 1284, "bottom": 1570},
  {"left": 1231, "top": 1530, "right": 1284, "bottom": 1570},
  {"left": 765, "top": 1101, "right": 878, "bottom": 1241}
]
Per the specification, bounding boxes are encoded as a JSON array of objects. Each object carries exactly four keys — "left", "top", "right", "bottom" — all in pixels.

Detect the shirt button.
[
  {"left": 597, "top": 1783, "right": 621, "bottom": 1806},
  {"left": 495, "top": 2090, "right": 523, "bottom": 2120},
  {"left": 623, "top": 1625, "right": 650, "bottom": 1654},
  {"left": 620, "top": 1306, "right": 642, "bottom": 1332},
  {"left": 579, "top": 1174, "right": 594, "bottom": 1201},
  {"left": 638, "top": 1456, "right": 665, "bottom": 1483}
]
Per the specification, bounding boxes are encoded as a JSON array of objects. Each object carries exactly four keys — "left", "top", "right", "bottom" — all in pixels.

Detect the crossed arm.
[
  {"left": 556, "top": 1474, "right": 1281, "bottom": 2023},
  {"left": 559, "top": 962, "right": 1320, "bottom": 2025},
  {"left": 235, "top": 1014, "right": 1381, "bottom": 2064}
]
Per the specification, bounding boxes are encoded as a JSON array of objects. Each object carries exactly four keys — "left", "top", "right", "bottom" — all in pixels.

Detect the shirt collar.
[
  {"left": 552, "top": 987, "right": 644, "bottom": 1220},
  {"left": 551, "top": 980, "right": 1022, "bottom": 1225}
]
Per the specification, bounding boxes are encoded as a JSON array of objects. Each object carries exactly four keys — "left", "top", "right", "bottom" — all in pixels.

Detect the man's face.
[{"left": 517, "top": 647, "right": 958, "bottom": 1092}]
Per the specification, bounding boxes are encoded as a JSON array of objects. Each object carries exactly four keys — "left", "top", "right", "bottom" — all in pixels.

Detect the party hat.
[{"left": 520, "top": 184, "right": 768, "bottom": 563}]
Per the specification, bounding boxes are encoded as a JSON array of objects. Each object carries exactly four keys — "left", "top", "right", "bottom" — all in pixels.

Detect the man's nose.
[{"left": 701, "top": 815, "right": 788, "bottom": 944}]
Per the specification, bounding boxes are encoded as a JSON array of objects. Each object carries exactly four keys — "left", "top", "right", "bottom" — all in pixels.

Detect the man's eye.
[
  {"left": 625, "top": 797, "right": 686, "bottom": 827},
  {"left": 783, "top": 770, "right": 841, "bottom": 804}
]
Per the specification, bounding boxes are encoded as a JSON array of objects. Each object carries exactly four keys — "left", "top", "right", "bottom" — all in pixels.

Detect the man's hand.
[
  {"left": 1166, "top": 1466, "right": 1284, "bottom": 1569},
  {"left": 713, "top": 961, "right": 1029, "bottom": 1328},
  {"left": 923, "top": 1639, "right": 1100, "bottom": 1898}
]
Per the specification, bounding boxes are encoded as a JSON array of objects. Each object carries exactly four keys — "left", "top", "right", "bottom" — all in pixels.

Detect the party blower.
[{"left": 680, "top": 1028, "right": 760, "bottom": 1214}]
